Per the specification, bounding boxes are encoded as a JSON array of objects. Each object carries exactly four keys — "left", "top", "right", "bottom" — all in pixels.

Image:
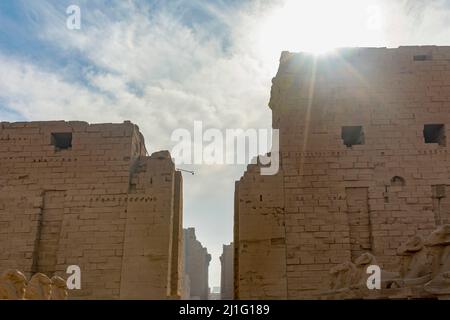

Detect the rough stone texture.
[
  {"left": 322, "top": 224, "right": 450, "bottom": 300},
  {"left": 0, "top": 121, "right": 183, "bottom": 299},
  {"left": 0, "top": 270, "right": 27, "bottom": 299},
  {"left": 183, "top": 228, "right": 211, "bottom": 300},
  {"left": 181, "top": 272, "right": 191, "bottom": 300},
  {"left": 0, "top": 270, "right": 68, "bottom": 300},
  {"left": 220, "top": 242, "right": 234, "bottom": 300},
  {"left": 235, "top": 46, "right": 450, "bottom": 299}
]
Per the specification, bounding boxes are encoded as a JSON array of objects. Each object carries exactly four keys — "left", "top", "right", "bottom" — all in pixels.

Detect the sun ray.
[{"left": 299, "top": 55, "right": 317, "bottom": 176}]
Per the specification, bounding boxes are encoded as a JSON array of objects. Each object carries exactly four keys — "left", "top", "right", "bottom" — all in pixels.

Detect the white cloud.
[
  {"left": 1, "top": 0, "right": 450, "bottom": 287},
  {"left": 0, "top": 54, "right": 114, "bottom": 121}
]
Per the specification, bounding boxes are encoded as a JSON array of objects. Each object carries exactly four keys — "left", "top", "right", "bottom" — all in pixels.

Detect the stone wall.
[
  {"left": 183, "top": 228, "right": 211, "bottom": 300},
  {"left": 235, "top": 46, "right": 450, "bottom": 299},
  {"left": 0, "top": 121, "right": 183, "bottom": 299},
  {"left": 220, "top": 243, "right": 234, "bottom": 300}
]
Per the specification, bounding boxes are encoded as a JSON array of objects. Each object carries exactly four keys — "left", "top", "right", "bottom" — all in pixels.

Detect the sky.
[{"left": 1, "top": 0, "right": 450, "bottom": 289}]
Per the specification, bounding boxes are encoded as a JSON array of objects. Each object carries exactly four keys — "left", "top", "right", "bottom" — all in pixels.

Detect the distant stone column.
[{"left": 220, "top": 243, "right": 234, "bottom": 300}]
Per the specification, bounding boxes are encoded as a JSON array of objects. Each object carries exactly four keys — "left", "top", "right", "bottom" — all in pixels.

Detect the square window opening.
[
  {"left": 51, "top": 132, "right": 72, "bottom": 150},
  {"left": 342, "top": 126, "right": 364, "bottom": 147},
  {"left": 423, "top": 124, "right": 445, "bottom": 146},
  {"left": 413, "top": 54, "right": 432, "bottom": 61}
]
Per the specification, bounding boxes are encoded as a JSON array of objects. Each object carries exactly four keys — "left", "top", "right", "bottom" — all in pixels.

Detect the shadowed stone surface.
[{"left": 235, "top": 46, "right": 450, "bottom": 299}]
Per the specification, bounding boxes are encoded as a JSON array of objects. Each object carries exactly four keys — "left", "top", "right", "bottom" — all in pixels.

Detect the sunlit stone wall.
[
  {"left": 0, "top": 121, "right": 183, "bottom": 299},
  {"left": 235, "top": 46, "right": 450, "bottom": 299}
]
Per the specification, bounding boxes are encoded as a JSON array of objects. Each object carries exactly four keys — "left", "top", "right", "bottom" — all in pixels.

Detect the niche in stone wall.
[
  {"left": 423, "top": 124, "right": 446, "bottom": 146},
  {"left": 33, "top": 190, "right": 65, "bottom": 275},
  {"left": 390, "top": 176, "right": 406, "bottom": 187},
  {"left": 51, "top": 133, "right": 72, "bottom": 151},
  {"left": 341, "top": 126, "right": 364, "bottom": 147},
  {"left": 413, "top": 54, "right": 432, "bottom": 61}
]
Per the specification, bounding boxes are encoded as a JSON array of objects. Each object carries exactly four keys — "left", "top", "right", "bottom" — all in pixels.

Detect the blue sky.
[{"left": 1, "top": 0, "right": 450, "bottom": 288}]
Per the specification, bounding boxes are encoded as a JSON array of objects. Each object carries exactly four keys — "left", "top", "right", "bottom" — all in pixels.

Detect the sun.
[{"left": 258, "top": 0, "right": 385, "bottom": 58}]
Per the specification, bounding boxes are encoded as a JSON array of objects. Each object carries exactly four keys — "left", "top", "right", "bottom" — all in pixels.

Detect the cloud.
[
  {"left": 1, "top": 0, "right": 450, "bottom": 287},
  {"left": 383, "top": 0, "right": 450, "bottom": 46}
]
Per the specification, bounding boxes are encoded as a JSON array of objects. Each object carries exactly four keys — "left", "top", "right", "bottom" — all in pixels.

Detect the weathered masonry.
[
  {"left": 0, "top": 121, "right": 183, "bottom": 299},
  {"left": 183, "top": 228, "right": 211, "bottom": 300},
  {"left": 235, "top": 46, "right": 450, "bottom": 299}
]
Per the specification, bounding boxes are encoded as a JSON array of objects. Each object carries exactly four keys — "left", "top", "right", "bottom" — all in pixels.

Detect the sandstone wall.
[
  {"left": 235, "top": 166, "right": 287, "bottom": 299},
  {"left": 220, "top": 242, "right": 234, "bottom": 300},
  {"left": 0, "top": 121, "right": 183, "bottom": 299},
  {"left": 235, "top": 46, "right": 450, "bottom": 299}
]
